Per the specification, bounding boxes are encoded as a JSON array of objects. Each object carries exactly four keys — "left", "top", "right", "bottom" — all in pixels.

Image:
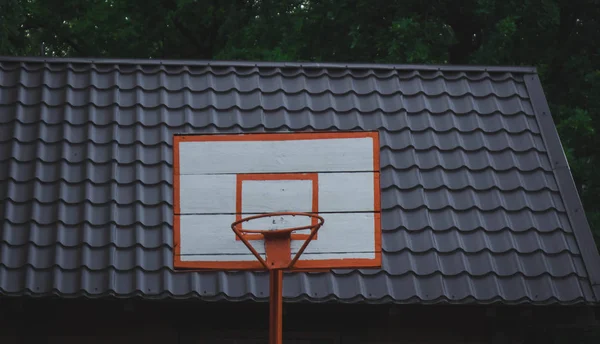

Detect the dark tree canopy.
[{"left": 2, "top": 0, "right": 600, "bottom": 248}]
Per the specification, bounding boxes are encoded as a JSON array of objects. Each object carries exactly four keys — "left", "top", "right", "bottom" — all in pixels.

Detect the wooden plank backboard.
[{"left": 173, "top": 131, "right": 381, "bottom": 270}]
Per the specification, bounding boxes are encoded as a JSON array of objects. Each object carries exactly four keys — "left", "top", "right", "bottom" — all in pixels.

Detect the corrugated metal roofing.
[{"left": 1, "top": 56, "right": 599, "bottom": 305}]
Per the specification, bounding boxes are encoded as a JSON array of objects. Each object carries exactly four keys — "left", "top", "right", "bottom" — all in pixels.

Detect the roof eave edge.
[
  {"left": 0, "top": 55, "right": 537, "bottom": 73},
  {"left": 525, "top": 74, "right": 600, "bottom": 302}
]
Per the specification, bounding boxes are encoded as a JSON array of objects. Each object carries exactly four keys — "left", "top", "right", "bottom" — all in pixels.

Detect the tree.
[{"left": 2, "top": 0, "right": 599, "bottom": 247}]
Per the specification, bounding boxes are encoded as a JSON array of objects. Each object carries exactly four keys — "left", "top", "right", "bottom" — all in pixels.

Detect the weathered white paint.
[
  {"left": 179, "top": 213, "right": 267, "bottom": 255},
  {"left": 178, "top": 172, "right": 377, "bottom": 214},
  {"left": 178, "top": 137, "right": 375, "bottom": 174},
  {"left": 179, "top": 254, "right": 264, "bottom": 262},
  {"left": 178, "top": 174, "right": 236, "bottom": 214},
  {"left": 289, "top": 212, "right": 375, "bottom": 256},
  {"left": 286, "top": 251, "right": 376, "bottom": 261},
  {"left": 241, "top": 179, "right": 314, "bottom": 213},
  {"left": 238, "top": 213, "right": 313, "bottom": 231},
  {"left": 177, "top": 212, "right": 376, "bottom": 261},
  {"left": 180, "top": 252, "right": 374, "bottom": 262},
  {"left": 317, "top": 172, "right": 375, "bottom": 212}
]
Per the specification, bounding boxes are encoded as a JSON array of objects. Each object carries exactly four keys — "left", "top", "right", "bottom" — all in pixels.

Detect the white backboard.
[{"left": 173, "top": 131, "right": 381, "bottom": 270}]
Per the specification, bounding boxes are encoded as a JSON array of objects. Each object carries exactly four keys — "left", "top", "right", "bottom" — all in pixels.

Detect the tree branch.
[
  {"left": 21, "top": 19, "right": 86, "bottom": 55},
  {"left": 162, "top": 0, "right": 210, "bottom": 58}
]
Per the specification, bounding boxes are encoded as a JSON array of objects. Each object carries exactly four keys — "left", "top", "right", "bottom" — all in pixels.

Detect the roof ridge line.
[{"left": 0, "top": 55, "right": 538, "bottom": 73}]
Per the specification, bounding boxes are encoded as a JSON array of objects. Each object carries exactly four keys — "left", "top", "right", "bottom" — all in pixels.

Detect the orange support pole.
[
  {"left": 269, "top": 269, "right": 284, "bottom": 344},
  {"left": 231, "top": 212, "right": 324, "bottom": 344}
]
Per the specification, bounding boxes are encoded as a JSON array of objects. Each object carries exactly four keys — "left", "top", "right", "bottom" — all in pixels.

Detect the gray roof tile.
[{"left": 1, "top": 57, "right": 599, "bottom": 304}]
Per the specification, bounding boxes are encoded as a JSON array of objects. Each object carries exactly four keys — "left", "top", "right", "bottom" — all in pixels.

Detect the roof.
[{"left": 1, "top": 56, "right": 599, "bottom": 305}]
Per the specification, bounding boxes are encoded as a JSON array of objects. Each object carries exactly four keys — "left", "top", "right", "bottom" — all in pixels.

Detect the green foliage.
[{"left": 1, "top": 0, "right": 600, "bottom": 246}]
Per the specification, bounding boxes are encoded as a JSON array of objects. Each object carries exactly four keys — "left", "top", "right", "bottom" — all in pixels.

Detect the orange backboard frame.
[{"left": 173, "top": 131, "right": 381, "bottom": 271}]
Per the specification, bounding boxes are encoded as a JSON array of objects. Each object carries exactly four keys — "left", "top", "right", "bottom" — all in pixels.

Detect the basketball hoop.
[
  {"left": 172, "top": 131, "right": 380, "bottom": 344},
  {"left": 231, "top": 211, "right": 325, "bottom": 344},
  {"left": 231, "top": 212, "right": 325, "bottom": 270}
]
